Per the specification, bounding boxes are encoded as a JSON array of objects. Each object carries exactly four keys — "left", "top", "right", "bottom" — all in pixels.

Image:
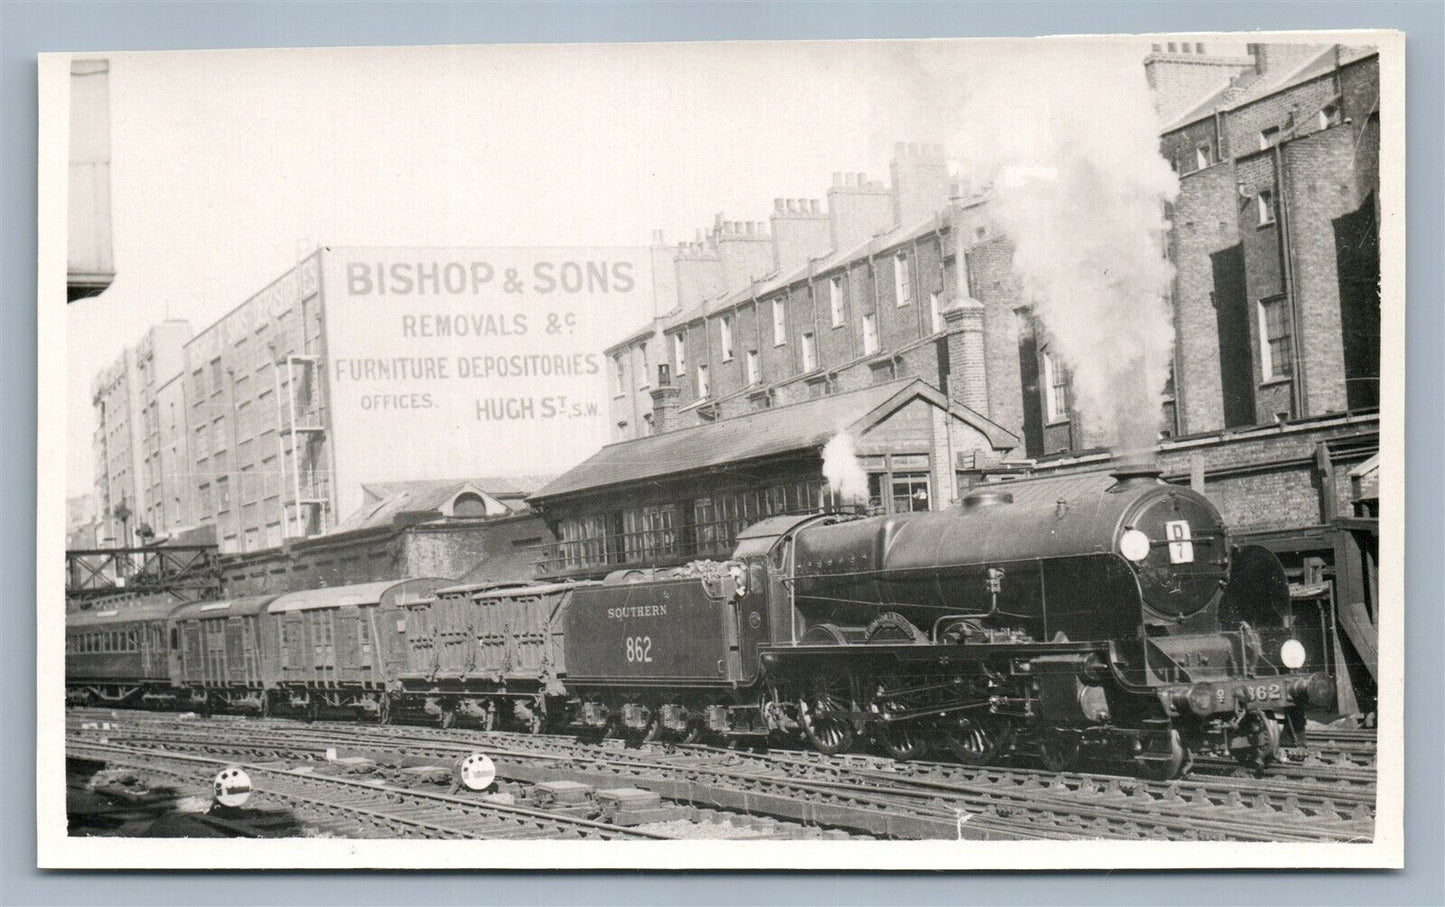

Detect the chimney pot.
[
  {"left": 809, "top": 199, "right": 820, "bottom": 213},
  {"left": 775, "top": 198, "right": 785, "bottom": 212},
  {"left": 895, "top": 141, "right": 905, "bottom": 156},
  {"left": 746, "top": 222, "right": 756, "bottom": 235},
  {"left": 833, "top": 171, "right": 843, "bottom": 186}
]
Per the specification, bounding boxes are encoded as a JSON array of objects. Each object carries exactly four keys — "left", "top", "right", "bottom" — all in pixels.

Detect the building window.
[
  {"left": 862, "top": 313, "right": 879, "bottom": 355},
  {"left": 801, "top": 332, "right": 817, "bottom": 372},
  {"left": 863, "top": 454, "right": 933, "bottom": 514},
  {"left": 1257, "top": 188, "right": 1275, "bottom": 226},
  {"left": 1043, "top": 350, "right": 1069, "bottom": 422},
  {"left": 673, "top": 334, "right": 686, "bottom": 377},
  {"left": 894, "top": 252, "right": 912, "bottom": 306},
  {"left": 1195, "top": 144, "right": 1212, "bottom": 170},
  {"left": 208, "top": 358, "right": 223, "bottom": 396},
  {"left": 1259, "top": 126, "right": 1280, "bottom": 150},
  {"left": 929, "top": 291, "right": 942, "bottom": 333},
  {"left": 452, "top": 492, "right": 488, "bottom": 518},
  {"left": 829, "top": 276, "right": 845, "bottom": 326},
  {"left": 613, "top": 353, "right": 625, "bottom": 396},
  {"left": 720, "top": 315, "right": 734, "bottom": 361},
  {"left": 696, "top": 363, "right": 710, "bottom": 398},
  {"left": 1258, "top": 296, "right": 1294, "bottom": 380},
  {"left": 745, "top": 350, "right": 760, "bottom": 386},
  {"left": 636, "top": 342, "right": 649, "bottom": 388},
  {"left": 772, "top": 299, "right": 787, "bottom": 346}
]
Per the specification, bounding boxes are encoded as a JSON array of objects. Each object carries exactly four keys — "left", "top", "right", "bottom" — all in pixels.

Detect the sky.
[{"left": 64, "top": 36, "right": 1177, "bottom": 495}]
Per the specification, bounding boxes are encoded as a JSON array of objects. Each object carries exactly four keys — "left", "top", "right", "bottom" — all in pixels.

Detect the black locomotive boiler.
[{"left": 561, "top": 467, "right": 1334, "bottom": 779}]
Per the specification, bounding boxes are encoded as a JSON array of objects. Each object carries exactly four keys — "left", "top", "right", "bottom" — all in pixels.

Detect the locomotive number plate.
[
  {"left": 1165, "top": 520, "right": 1194, "bottom": 564},
  {"left": 1241, "top": 682, "right": 1284, "bottom": 704}
]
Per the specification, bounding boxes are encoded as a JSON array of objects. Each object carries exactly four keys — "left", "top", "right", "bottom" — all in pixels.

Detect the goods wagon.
[
  {"left": 390, "top": 579, "right": 596, "bottom": 730},
  {"left": 271, "top": 577, "right": 449, "bottom": 722},
  {"left": 65, "top": 601, "right": 179, "bottom": 707},
  {"left": 172, "top": 594, "right": 280, "bottom": 714}
]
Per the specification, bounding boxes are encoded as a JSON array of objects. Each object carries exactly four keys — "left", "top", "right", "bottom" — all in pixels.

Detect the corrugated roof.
[{"left": 531, "top": 378, "right": 1017, "bottom": 501}]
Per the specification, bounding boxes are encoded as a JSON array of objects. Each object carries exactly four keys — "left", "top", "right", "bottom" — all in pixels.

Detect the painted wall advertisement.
[{"left": 321, "top": 247, "right": 654, "bottom": 517}]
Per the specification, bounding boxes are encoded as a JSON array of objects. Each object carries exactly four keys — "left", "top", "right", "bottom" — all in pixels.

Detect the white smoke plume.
[
  {"left": 821, "top": 430, "right": 869, "bottom": 504},
  {"left": 868, "top": 41, "right": 1181, "bottom": 452}
]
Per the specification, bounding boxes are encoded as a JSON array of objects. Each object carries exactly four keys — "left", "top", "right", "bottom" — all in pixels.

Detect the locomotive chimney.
[{"left": 1108, "top": 464, "right": 1165, "bottom": 490}]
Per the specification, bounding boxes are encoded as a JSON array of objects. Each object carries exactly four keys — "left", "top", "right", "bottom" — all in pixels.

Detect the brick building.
[{"left": 90, "top": 320, "right": 192, "bottom": 545}]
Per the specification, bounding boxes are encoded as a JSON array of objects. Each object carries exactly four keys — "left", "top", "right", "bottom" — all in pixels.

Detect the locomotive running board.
[{"left": 759, "top": 641, "right": 1107, "bottom": 678}]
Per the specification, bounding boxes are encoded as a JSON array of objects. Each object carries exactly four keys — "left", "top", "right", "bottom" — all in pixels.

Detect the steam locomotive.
[{"left": 66, "top": 467, "right": 1333, "bottom": 780}]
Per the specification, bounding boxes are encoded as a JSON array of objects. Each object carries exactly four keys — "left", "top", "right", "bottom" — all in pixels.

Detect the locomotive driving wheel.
[
  {"left": 938, "top": 715, "right": 1002, "bottom": 765},
  {"left": 800, "top": 682, "right": 855, "bottom": 756},
  {"left": 874, "top": 694, "right": 929, "bottom": 760}
]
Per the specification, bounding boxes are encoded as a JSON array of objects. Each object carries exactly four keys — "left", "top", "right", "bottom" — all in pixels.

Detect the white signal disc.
[
  {"left": 213, "top": 766, "right": 252, "bottom": 808},
  {"left": 1119, "top": 529, "right": 1151, "bottom": 562},
  {"left": 1280, "top": 639, "right": 1307, "bottom": 670},
  {"left": 455, "top": 753, "right": 497, "bottom": 791}
]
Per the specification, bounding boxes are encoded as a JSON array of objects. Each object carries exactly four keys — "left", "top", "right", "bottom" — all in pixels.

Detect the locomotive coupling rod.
[{"left": 874, "top": 700, "right": 992, "bottom": 723}]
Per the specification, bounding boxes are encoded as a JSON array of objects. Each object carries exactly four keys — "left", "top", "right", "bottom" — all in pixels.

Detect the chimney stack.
[
  {"left": 650, "top": 367, "right": 681, "bottom": 434},
  {"left": 770, "top": 195, "right": 830, "bottom": 276},
  {"left": 890, "top": 141, "right": 951, "bottom": 228},
  {"left": 826, "top": 171, "right": 893, "bottom": 254}
]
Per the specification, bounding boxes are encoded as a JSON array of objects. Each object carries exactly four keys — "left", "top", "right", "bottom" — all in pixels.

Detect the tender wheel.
[
  {"left": 1037, "top": 731, "right": 1081, "bottom": 773},
  {"left": 800, "top": 690, "right": 854, "bottom": 756},
  {"left": 939, "top": 716, "right": 1000, "bottom": 765},
  {"left": 1138, "top": 728, "right": 1190, "bottom": 781}
]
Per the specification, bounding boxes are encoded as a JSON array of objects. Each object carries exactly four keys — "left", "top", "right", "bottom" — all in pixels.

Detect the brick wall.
[
  {"left": 1170, "top": 161, "right": 1240, "bottom": 432},
  {"left": 962, "top": 236, "right": 1029, "bottom": 438},
  {"left": 1282, "top": 126, "right": 1357, "bottom": 415}
]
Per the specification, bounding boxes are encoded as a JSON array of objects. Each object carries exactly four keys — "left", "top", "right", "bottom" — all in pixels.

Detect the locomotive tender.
[{"left": 65, "top": 467, "right": 1333, "bottom": 779}]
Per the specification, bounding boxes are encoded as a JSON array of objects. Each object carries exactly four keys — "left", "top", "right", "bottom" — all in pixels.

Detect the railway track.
[
  {"left": 68, "top": 738, "right": 675, "bottom": 840},
  {"left": 67, "top": 709, "right": 1375, "bottom": 842}
]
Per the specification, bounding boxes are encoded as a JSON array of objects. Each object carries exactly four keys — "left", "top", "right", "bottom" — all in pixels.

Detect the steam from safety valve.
[{"left": 821, "top": 431, "right": 869, "bottom": 507}]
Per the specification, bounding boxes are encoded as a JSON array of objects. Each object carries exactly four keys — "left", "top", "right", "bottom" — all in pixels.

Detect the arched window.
[{"left": 451, "top": 492, "right": 488, "bottom": 518}]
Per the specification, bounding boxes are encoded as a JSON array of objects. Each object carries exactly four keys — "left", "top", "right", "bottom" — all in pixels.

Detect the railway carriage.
[
  {"left": 171, "top": 594, "right": 281, "bottom": 714},
  {"left": 389, "top": 579, "right": 596, "bottom": 730},
  {"left": 65, "top": 600, "right": 179, "bottom": 708},
  {"left": 270, "top": 578, "right": 449, "bottom": 722}
]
